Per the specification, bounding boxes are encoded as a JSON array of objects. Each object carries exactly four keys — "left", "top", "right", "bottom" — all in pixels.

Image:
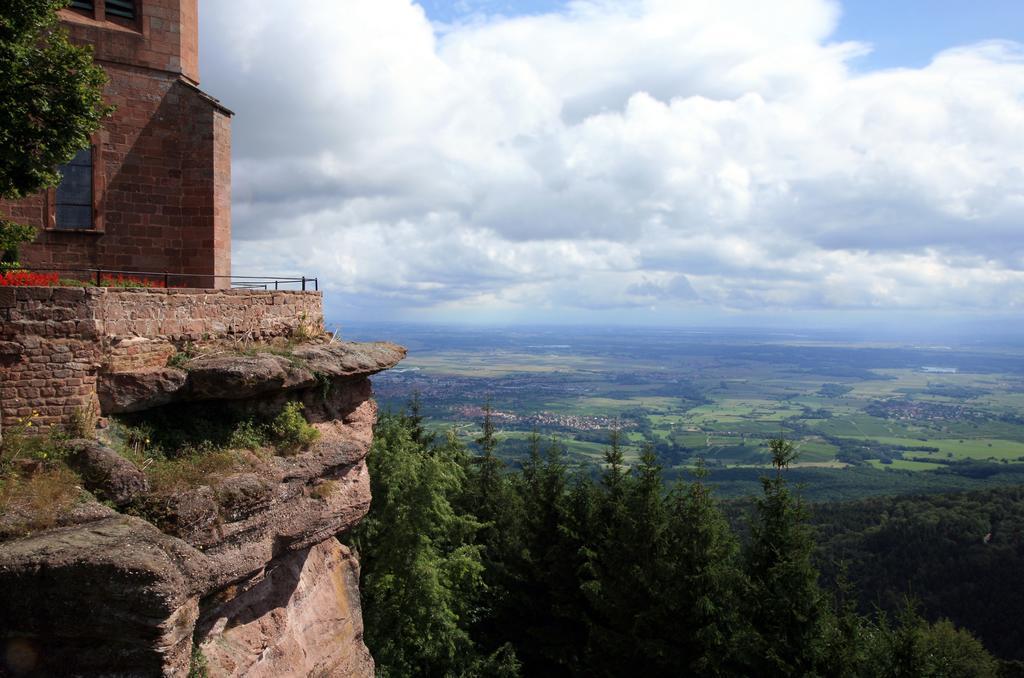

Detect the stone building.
[{"left": 0, "top": 0, "right": 232, "bottom": 287}]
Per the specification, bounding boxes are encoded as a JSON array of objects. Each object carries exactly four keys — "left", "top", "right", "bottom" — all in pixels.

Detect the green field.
[
  {"left": 370, "top": 327, "right": 1024, "bottom": 485},
  {"left": 868, "top": 459, "right": 946, "bottom": 472}
]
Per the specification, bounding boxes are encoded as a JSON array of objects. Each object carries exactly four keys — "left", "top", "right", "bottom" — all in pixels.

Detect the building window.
[
  {"left": 66, "top": 1, "right": 137, "bottom": 22},
  {"left": 55, "top": 148, "right": 94, "bottom": 230},
  {"left": 104, "top": 0, "right": 136, "bottom": 20}
]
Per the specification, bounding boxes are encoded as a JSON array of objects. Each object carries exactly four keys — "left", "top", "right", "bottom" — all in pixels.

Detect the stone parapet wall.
[
  {"left": 0, "top": 288, "right": 323, "bottom": 431},
  {"left": 95, "top": 288, "right": 323, "bottom": 341}
]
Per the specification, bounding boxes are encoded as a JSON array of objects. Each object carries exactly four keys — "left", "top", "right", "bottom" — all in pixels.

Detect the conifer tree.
[
  {"left": 652, "top": 459, "right": 749, "bottom": 676},
  {"left": 405, "top": 390, "right": 435, "bottom": 447},
  {"left": 468, "top": 400, "right": 504, "bottom": 521},
  {"left": 581, "top": 431, "right": 657, "bottom": 675},
  {"left": 462, "top": 401, "right": 525, "bottom": 658},
  {"left": 558, "top": 462, "right": 600, "bottom": 673},
  {"left": 505, "top": 435, "right": 588, "bottom": 674},
  {"left": 744, "top": 437, "right": 828, "bottom": 675},
  {"left": 350, "top": 415, "right": 486, "bottom": 676}
]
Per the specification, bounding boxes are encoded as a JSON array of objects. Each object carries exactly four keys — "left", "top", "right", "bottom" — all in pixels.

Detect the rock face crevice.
[
  {"left": 0, "top": 339, "right": 404, "bottom": 677},
  {"left": 196, "top": 538, "right": 373, "bottom": 678}
]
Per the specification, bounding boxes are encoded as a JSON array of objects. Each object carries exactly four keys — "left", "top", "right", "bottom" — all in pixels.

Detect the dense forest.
[
  {"left": 812, "top": 487, "right": 1024, "bottom": 663},
  {"left": 347, "top": 403, "right": 1020, "bottom": 677}
]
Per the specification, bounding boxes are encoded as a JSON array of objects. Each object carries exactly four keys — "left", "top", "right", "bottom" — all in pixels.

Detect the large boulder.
[
  {"left": 0, "top": 516, "right": 212, "bottom": 677},
  {"left": 98, "top": 367, "right": 188, "bottom": 414},
  {"left": 186, "top": 353, "right": 312, "bottom": 400},
  {"left": 66, "top": 439, "right": 149, "bottom": 507},
  {"left": 95, "top": 340, "right": 407, "bottom": 412},
  {"left": 290, "top": 341, "right": 406, "bottom": 380},
  {"left": 215, "top": 473, "right": 275, "bottom": 523}
]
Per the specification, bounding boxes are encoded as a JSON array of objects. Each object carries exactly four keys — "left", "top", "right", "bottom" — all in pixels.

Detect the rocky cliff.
[{"left": 0, "top": 337, "right": 404, "bottom": 677}]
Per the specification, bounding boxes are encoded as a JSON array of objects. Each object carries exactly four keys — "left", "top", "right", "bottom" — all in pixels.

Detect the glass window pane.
[
  {"left": 105, "top": 0, "right": 135, "bottom": 19},
  {"left": 55, "top": 205, "right": 93, "bottom": 231},
  {"left": 65, "top": 148, "right": 92, "bottom": 167},
  {"left": 56, "top": 165, "right": 91, "bottom": 205},
  {"left": 55, "top": 148, "right": 93, "bottom": 230}
]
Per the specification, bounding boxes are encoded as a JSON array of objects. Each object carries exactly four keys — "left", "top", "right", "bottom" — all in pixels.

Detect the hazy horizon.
[{"left": 336, "top": 315, "right": 1024, "bottom": 348}]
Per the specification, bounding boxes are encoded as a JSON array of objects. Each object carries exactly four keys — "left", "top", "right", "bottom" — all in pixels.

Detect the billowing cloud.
[{"left": 201, "top": 0, "right": 1024, "bottom": 322}]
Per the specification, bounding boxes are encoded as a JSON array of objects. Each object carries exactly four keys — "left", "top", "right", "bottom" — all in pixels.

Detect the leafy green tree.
[
  {"left": 862, "top": 602, "right": 998, "bottom": 678},
  {"left": 918, "top": 619, "right": 998, "bottom": 678},
  {"left": 1, "top": 0, "right": 110, "bottom": 261},
  {"left": 1, "top": 0, "right": 109, "bottom": 197},
  {"left": 813, "top": 485, "right": 1024, "bottom": 661},
  {"left": 0, "top": 222, "right": 35, "bottom": 268}
]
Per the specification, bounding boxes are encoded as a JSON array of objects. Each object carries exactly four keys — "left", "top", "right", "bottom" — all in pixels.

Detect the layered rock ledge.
[{"left": 0, "top": 339, "right": 404, "bottom": 677}]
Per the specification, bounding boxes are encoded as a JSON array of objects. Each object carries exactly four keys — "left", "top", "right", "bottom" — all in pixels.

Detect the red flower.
[
  {"left": 0, "top": 271, "right": 60, "bottom": 287},
  {"left": 99, "top": 273, "right": 167, "bottom": 288}
]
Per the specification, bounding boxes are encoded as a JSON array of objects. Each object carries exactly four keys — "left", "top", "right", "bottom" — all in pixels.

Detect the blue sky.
[
  {"left": 421, "top": 0, "right": 1024, "bottom": 70},
  {"left": 833, "top": 0, "right": 1024, "bottom": 70},
  {"left": 421, "top": 0, "right": 1024, "bottom": 71},
  {"left": 202, "top": 0, "right": 1024, "bottom": 329}
]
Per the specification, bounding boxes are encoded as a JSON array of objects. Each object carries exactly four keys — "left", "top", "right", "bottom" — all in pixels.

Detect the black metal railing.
[{"left": 9, "top": 267, "right": 319, "bottom": 291}]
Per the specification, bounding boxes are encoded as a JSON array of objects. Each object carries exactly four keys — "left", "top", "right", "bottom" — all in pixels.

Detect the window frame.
[
  {"left": 67, "top": 0, "right": 141, "bottom": 31},
  {"left": 46, "top": 134, "right": 105, "bottom": 234}
]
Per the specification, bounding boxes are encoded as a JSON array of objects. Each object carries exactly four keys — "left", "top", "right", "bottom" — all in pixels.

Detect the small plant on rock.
[
  {"left": 228, "top": 419, "right": 268, "bottom": 451},
  {"left": 68, "top": 404, "right": 99, "bottom": 439},
  {"left": 188, "top": 643, "right": 209, "bottom": 678},
  {"left": 290, "top": 311, "right": 320, "bottom": 342},
  {"left": 310, "top": 480, "right": 338, "bottom": 502},
  {"left": 0, "top": 411, "right": 67, "bottom": 468},
  {"left": 167, "top": 342, "right": 198, "bottom": 369},
  {"left": 1, "top": 412, "right": 81, "bottom": 537},
  {"left": 270, "top": 402, "right": 320, "bottom": 455}
]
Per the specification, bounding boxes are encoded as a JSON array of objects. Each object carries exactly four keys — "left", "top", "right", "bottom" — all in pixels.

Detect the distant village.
[
  {"left": 865, "top": 399, "right": 986, "bottom": 422},
  {"left": 454, "top": 405, "right": 633, "bottom": 432}
]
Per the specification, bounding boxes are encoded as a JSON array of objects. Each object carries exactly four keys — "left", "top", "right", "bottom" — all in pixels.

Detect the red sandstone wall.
[
  {"left": 0, "top": 3, "right": 230, "bottom": 285},
  {"left": 96, "top": 289, "right": 323, "bottom": 341},
  {"left": 58, "top": 0, "right": 199, "bottom": 84},
  {"left": 179, "top": 0, "right": 200, "bottom": 84},
  {"left": 0, "top": 289, "right": 323, "bottom": 431},
  {"left": 212, "top": 109, "right": 232, "bottom": 285},
  {"left": 0, "top": 288, "right": 104, "bottom": 430}
]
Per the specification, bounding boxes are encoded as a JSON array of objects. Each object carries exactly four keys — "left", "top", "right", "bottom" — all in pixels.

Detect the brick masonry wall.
[{"left": 0, "top": 289, "right": 323, "bottom": 432}]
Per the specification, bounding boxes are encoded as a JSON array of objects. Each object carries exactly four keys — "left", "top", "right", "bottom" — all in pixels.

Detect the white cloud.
[{"left": 201, "top": 0, "right": 1024, "bottom": 322}]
